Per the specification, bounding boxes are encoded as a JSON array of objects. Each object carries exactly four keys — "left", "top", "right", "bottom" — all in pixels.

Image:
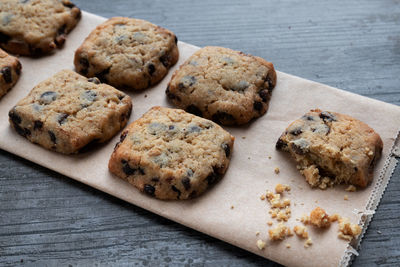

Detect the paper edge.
[{"left": 339, "top": 127, "right": 400, "bottom": 267}]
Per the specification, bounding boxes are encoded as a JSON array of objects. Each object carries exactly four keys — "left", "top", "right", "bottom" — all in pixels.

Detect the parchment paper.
[{"left": 1, "top": 12, "right": 399, "bottom": 267}]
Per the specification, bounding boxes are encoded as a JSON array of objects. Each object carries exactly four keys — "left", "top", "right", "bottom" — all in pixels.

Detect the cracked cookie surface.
[
  {"left": 0, "top": 0, "right": 81, "bottom": 56},
  {"left": 74, "top": 17, "right": 179, "bottom": 90},
  {"left": 276, "top": 109, "right": 383, "bottom": 188},
  {"left": 0, "top": 48, "right": 21, "bottom": 98},
  {"left": 109, "top": 106, "right": 235, "bottom": 200},
  {"left": 166, "top": 46, "right": 276, "bottom": 125},
  {"left": 9, "top": 69, "right": 132, "bottom": 154}
]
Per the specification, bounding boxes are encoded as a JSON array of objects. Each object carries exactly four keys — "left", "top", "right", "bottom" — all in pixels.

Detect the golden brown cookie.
[
  {"left": 276, "top": 109, "right": 383, "bottom": 188},
  {"left": 74, "top": 17, "right": 179, "bottom": 90},
  {"left": 0, "top": 0, "right": 81, "bottom": 56},
  {"left": 9, "top": 70, "right": 132, "bottom": 154},
  {"left": 109, "top": 106, "right": 235, "bottom": 200},
  {"left": 166, "top": 46, "right": 276, "bottom": 125}
]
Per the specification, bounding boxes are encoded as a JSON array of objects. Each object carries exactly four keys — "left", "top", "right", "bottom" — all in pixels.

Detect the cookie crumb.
[
  {"left": 286, "top": 243, "right": 291, "bottom": 248},
  {"left": 267, "top": 221, "right": 273, "bottom": 226},
  {"left": 338, "top": 217, "right": 361, "bottom": 241},
  {"left": 275, "top": 184, "right": 291, "bottom": 194},
  {"left": 256, "top": 231, "right": 260, "bottom": 236},
  {"left": 344, "top": 195, "right": 349, "bottom": 201},
  {"left": 274, "top": 167, "right": 280, "bottom": 174},
  {"left": 345, "top": 185, "right": 357, "bottom": 192},
  {"left": 268, "top": 156, "right": 272, "bottom": 159},
  {"left": 310, "top": 207, "right": 331, "bottom": 228},
  {"left": 329, "top": 213, "right": 340, "bottom": 222},
  {"left": 304, "top": 238, "right": 313, "bottom": 248},
  {"left": 230, "top": 205, "right": 234, "bottom": 209},
  {"left": 256, "top": 239, "right": 267, "bottom": 250},
  {"left": 144, "top": 94, "right": 148, "bottom": 98},
  {"left": 242, "top": 136, "right": 246, "bottom": 139},
  {"left": 260, "top": 194, "right": 266, "bottom": 200},
  {"left": 293, "top": 225, "right": 309, "bottom": 239},
  {"left": 268, "top": 223, "right": 290, "bottom": 241},
  {"left": 300, "top": 214, "right": 310, "bottom": 224}
]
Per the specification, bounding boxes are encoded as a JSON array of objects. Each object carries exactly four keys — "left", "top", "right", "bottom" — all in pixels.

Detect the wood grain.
[{"left": 1, "top": 0, "right": 399, "bottom": 266}]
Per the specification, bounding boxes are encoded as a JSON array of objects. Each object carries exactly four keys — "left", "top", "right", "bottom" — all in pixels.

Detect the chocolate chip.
[
  {"left": 212, "top": 111, "right": 235, "bottom": 124},
  {"left": 166, "top": 85, "right": 181, "bottom": 101},
  {"left": 55, "top": 25, "right": 67, "bottom": 46},
  {"left": 144, "top": 184, "right": 155, "bottom": 196},
  {"left": 62, "top": 1, "right": 75, "bottom": 8},
  {"left": 169, "top": 125, "right": 175, "bottom": 130},
  {"left": 174, "top": 35, "right": 178, "bottom": 44},
  {"left": 320, "top": 111, "right": 337, "bottom": 122},
  {"left": 81, "top": 90, "right": 97, "bottom": 103},
  {"left": 48, "top": 131, "right": 57, "bottom": 144},
  {"left": 181, "top": 177, "right": 191, "bottom": 191},
  {"left": 148, "top": 122, "right": 167, "bottom": 135},
  {"left": 148, "top": 63, "right": 155, "bottom": 75},
  {"left": 151, "top": 177, "right": 160, "bottom": 182},
  {"left": 265, "top": 75, "right": 274, "bottom": 90},
  {"left": 0, "top": 32, "right": 11, "bottom": 44},
  {"left": 290, "top": 139, "right": 309, "bottom": 155},
  {"left": 186, "top": 105, "right": 202, "bottom": 117},
  {"left": 171, "top": 185, "right": 181, "bottom": 199},
  {"left": 302, "top": 115, "right": 315, "bottom": 121},
  {"left": 253, "top": 101, "right": 263, "bottom": 112},
  {"left": 1, "top": 67, "right": 12, "bottom": 83},
  {"left": 40, "top": 91, "right": 57, "bottom": 104},
  {"left": 95, "top": 68, "right": 110, "bottom": 83},
  {"left": 88, "top": 77, "right": 100, "bottom": 84},
  {"left": 188, "top": 190, "right": 197, "bottom": 198},
  {"left": 121, "top": 159, "right": 145, "bottom": 175},
  {"left": 188, "top": 125, "right": 201, "bottom": 133},
  {"left": 289, "top": 127, "right": 302, "bottom": 136},
  {"left": 34, "top": 120, "right": 43, "bottom": 130},
  {"left": 57, "top": 113, "right": 69, "bottom": 125},
  {"left": 354, "top": 167, "right": 358, "bottom": 172},
  {"left": 275, "top": 138, "right": 288, "bottom": 150},
  {"left": 16, "top": 61, "right": 21, "bottom": 75},
  {"left": 221, "top": 143, "right": 231, "bottom": 157},
  {"left": 114, "top": 131, "right": 128, "bottom": 150},
  {"left": 178, "top": 76, "right": 196, "bottom": 90},
  {"left": 79, "top": 57, "right": 89, "bottom": 75},
  {"left": 230, "top": 81, "right": 249, "bottom": 92},
  {"left": 258, "top": 89, "right": 269, "bottom": 102},
  {"left": 9, "top": 108, "right": 21, "bottom": 124},
  {"left": 159, "top": 53, "right": 171, "bottom": 67},
  {"left": 118, "top": 94, "right": 125, "bottom": 100},
  {"left": 206, "top": 170, "right": 220, "bottom": 185}
]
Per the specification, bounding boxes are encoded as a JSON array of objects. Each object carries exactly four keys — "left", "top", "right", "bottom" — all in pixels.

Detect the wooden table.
[{"left": 1, "top": 0, "right": 399, "bottom": 266}]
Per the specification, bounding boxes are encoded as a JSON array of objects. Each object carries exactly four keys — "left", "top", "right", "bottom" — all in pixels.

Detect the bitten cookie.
[
  {"left": 0, "top": 48, "right": 21, "bottom": 98},
  {"left": 8, "top": 69, "right": 132, "bottom": 154},
  {"left": 109, "top": 106, "right": 235, "bottom": 200},
  {"left": 276, "top": 109, "right": 383, "bottom": 189},
  {"left": 0, "top": 0, "right": 81, "bottom": 56},
  {"left": 74, "top": 17, "right": 179, "bottom": 90},
  {"left": 166, "top": 46, "right": 277, "bottom": 125}
]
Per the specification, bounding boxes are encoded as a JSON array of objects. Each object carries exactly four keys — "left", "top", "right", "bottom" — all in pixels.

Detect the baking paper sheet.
[{"left": 1, "top": 12, "right": 399, "bottom": 267}]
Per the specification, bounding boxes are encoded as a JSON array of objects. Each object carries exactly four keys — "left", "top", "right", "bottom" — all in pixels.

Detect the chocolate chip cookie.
[
  {"left": 0, "top": 48, "right": 21, "bottom": 98},
  {"left": 0, "top": 0, "right": 81, "bottom": 56},
  {"left": 276, "top": 109, "right": 383, "bottom": 189},
  {"left": 166, "top": 46, "right": 276, "bottom": 125},
  {"left": 109, "top": 106, "right": 235, "bottom": 200},
  {"left": 9, "top": 69, "right": 132, "bottom": 154},
  {"left": 74, "top": 17, "right": 179, "bottom": 90}
]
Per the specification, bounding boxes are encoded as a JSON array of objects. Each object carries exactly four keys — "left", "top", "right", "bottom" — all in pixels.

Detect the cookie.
[
  {"left": 108, "top": 106, "right": 235, "bottom": 200},
  {"left": 8, "top": 69, "right": 132, "bottom": 154},
  {"left": 0, "top": 0, "right": 81, "bottom": 56},
  {"left": 74, "top": 17, "right": 179, "bottom": 90},
  {"left": 166, "top": 46, "right": 276, "bottom": 125},
  {"left": 0, "top": 48, "right": 21, "bottom": 98},
  {"left": 276, "top": 109, "right": 383, "bottom": 188}
]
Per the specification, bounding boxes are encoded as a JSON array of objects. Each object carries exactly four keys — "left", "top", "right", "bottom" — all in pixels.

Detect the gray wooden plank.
[{"left": 0, "top": 0, "right": 399, "bottom": 266}]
